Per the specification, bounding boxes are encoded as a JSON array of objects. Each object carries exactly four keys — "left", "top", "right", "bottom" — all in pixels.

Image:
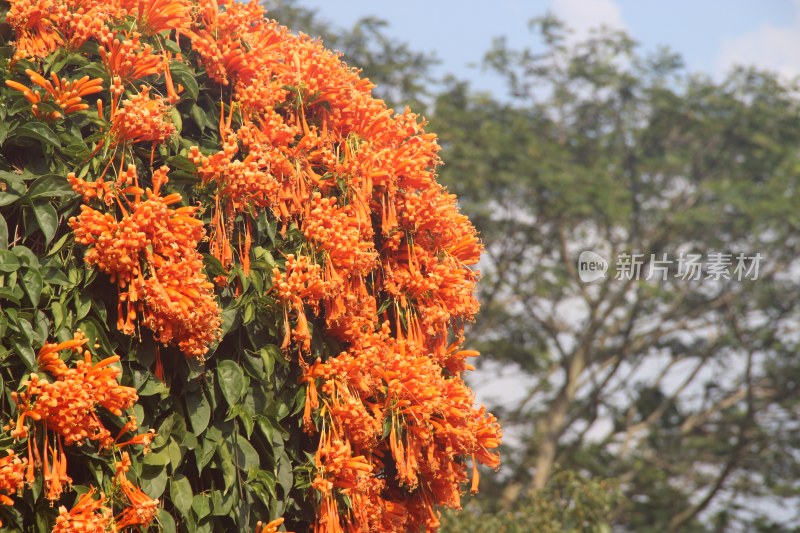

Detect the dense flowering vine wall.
[{"left": 0, "top": 0, "right": 501, "bottom": 531}]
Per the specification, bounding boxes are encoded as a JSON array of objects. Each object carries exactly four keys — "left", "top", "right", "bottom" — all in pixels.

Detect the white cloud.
[
  {"left": 551, "top": 0, "right": 626, "bottom": 38},
  {"left": 717, "top": 1, "right": 800, "bottom": 79}
]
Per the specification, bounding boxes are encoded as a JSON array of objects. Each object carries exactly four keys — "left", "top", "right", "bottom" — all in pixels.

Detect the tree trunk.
[{"left": 532, "top": 347, "right": 586, "bottom": 490}]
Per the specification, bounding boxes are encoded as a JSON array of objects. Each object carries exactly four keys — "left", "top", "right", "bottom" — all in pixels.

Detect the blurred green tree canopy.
[{"left": 433, "top": 16, "right": 800, "bottom": 532}]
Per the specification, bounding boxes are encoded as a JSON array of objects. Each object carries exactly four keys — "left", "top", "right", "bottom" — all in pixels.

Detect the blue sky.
[{"left": 293, "top": 0, "right": 800, "bottom": 95}]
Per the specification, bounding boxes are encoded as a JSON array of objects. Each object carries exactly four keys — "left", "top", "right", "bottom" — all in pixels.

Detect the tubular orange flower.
[
  {"left": 6, "top": 0, "right": 64, "bottom": 59},
  {"left": 6, "top": 0, "right": 122, "bottom": 60},
  {"left": 0, "top": 450, "right": 26, "bottom": 512},
  {"left": 69, "top": 166, "right": 221, "bottom": 358},
  {"left": 5, "top": 69, "right": 103, "bottom": 120},
  {"left": 256, "top": 518, "right": 292, "bottom": 533},
  {"left": 9, "top": 332, "right": 145, "bottom": 503},
  {"left": 98, "top": 30, "right": 163, "bottom": 82},
  {"left": 126, "top": 0, "right": 193, "bottom": 35},
  {"left": 52, "top": 488, "right": 113, "bottom": 533},
  {"left": 114, "top": 478, "right": 159, "bottom": 529},
  {"left": 12, "top": 339, "right": 138, "bottom": 448},
  {"left": 109, "top": 87, "right": 175, "bottom": 145}
]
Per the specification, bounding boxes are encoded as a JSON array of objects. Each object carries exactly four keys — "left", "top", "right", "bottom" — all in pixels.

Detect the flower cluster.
[
  {"left": 6, "top": 68, "right": 103, "bottom": 120},
  {"left": 182, "top": 2, "right": 502, "bottom": 530},
  {"left": 109, "top": 87, "right": 175, "bottom": 146},
  {"left": 50, "top": 453, "right": 159, "bottom": 533},
  {"left": 8, "top": 333, "right": 144, "bottom": 502},
  {"left": 3, "top": 0, "right": 501, "bottom": 529},
  {"left": 70, "top": 166, "right": 221, "bottom": 358},
  {"left": 98, "top": 30, "right": 163, "bottom": 83},
  {"left": 113, "top": 453, "right": 159, "bottom": 530},
  {"left": 52, "top": 488, "right": 112, "bottom": 533},
  {"left": 0, "top": 450, "right": 26, "bottom": 523},
  {"left": 6, "top": 0, "right": 120, "bottom": 60}
]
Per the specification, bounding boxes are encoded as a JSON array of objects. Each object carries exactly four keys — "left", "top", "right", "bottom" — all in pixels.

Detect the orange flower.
[
  {"left": 125, "top": 0, "right": 193, "bottom": 35},
  {"left": 114, "top": 478, "right": 159, "bottom": 529},
  {"left": 256, "top": 518, "right": 292, "bottom": 533},
  {"left": 9, "top": 333, "right": 143, "bottom": 501},
  {"left": 190, "top": 0, "right": 268, "bottom": 86},
  {"left": 0, "top": 450, "right": 26, "bottom": 511},
  {"left": 70, "top": 166, "right": 221, "bottom": 358},
  {"left": 6, "top": 0, "right": 122, "bottom": 60},
  {"left": 98, "top": 30, "right": 163, "bottom": 82},
  {"left": 6, "top": 0, "right": 64, "bottom": 59},
  {"left": 52, "top": 488, "right": 113, "bottom": 533},
  {"left": 5, "top": 69, "right": 103, "bottom": 120},
  {"left": 110, "top": 87, "right": 175, "bottom": 145},
  {"left": 11, "top": 332, "right": 138, "bottom": 447}
]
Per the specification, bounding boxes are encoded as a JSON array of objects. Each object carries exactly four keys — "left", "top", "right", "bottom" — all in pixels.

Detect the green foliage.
[
  {"left": 440, "top": 470, "right": 621, "bottom": 533},
  {"left": 432, "top": 14, "right": 800, "bottom": 531}
]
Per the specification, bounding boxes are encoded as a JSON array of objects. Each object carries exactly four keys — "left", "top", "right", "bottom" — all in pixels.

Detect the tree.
[
  {"left": 433, "top": 16, "right": 800, "bottom": 531},
  {"left": 0, "top": 0, "right": 500, "bottom": 531}
]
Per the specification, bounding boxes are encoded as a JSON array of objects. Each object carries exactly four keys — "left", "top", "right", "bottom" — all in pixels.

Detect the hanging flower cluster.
[
  {"left": 52, "top": 488, "right": 113, "bottom": 533},
  {"left": 69, "top": 166, "right": 220, "bottom": 358},
  {"left": 180, "top": 2, "right": 502, "bottom": 530},
  {"left": 1, "top": 0, "right": 501, "bottom": 530},
  {"left": 0, "top": 450, "right": 26, "bottom": 527},
  {"left": 5, "top": 0, "right": 120, "bottom": 60},
  {"left": 50, "top": 453, "right": 160, "bottom": 532},
  {"left": 5, "top": 68, "right": 104, "bottom": 120},
  {"left": 6, "top": 333, "right": 152, "bottom": 511}
]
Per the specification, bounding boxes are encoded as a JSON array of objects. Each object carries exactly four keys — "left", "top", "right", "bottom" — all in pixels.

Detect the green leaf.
[
  {"left": 16, "top": 122, "right": 61, "bottom": 148},
  {"left": 143, "top": 445, "right": 170, "bottom": 467},
  {"left": 12, "top": 337, "right": 35, "bottom": 370},
  {"left": 217, "top": 442, "right": 236, "bottom": 489},
  {"left": 0, "top": 191, "right": 21, "bottom": 207},
  {"left": 52, "top": 301, "right": 67, "bottom": 330},
  {"left": 26, "top": 174, "right": 74, "bottom": 199},
  {"left": 46, "top": 233, "right": 71, "bottom": 257},
  {"left": 157, "top": 508, "right": 177, "bottom": 533},
  {"left": 21, "top": 267, "right": 43, "bottom": 308},
  {"left": 191, "top": 493, "right": 211, "bottom": 520},
  {"left": 190, "top": 104, "right": 208, "bottom": 132},
  {"left": 170, "top": 475, "right": 193, "bottom": 517},
  {"left": 75, "top": 292, "right": 92, "bottom": 320},
  {"left": 138, "top": 375, "right": 170, "bottom": 397},
  {"left": 169, "top": 61, "right": 199, "bottom": 100},
  {"left": 234, "top": 437, "right": 260, "bottom": 471},
  {"left": 169, "top": 106, "right": 183, "bottom": 134},
  {"left": 277, "top": 454, "right": 294, "bottom": 496},
  {"left": 217, "top": 360, "right": 245, "bottom": 406},
  {"left": 32, "top": 202, "right": 58, "bottom": 245},
  {"left": 0, "top": 288, "right": 22, "bottom": 305},
  {"left": 186, "top": 389, "right": 211, "bottom": 436},
  {"left": 0, "top": 249, "right": 20, "bottom": 272},
  {"left": 166, "top": 155, "right": 197, "bottom": 173},
  {"left": 168, "top": 439, "right": 182, "bottom": 471},
  {"left": 12, "top": 245, "right": 39, "bottom": 267},
  {"left": 140, "top": 464, "right": 168, "bottom": 499},
  {"left": 61, "top": 143, "right": 91, "bottom": 159}
]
